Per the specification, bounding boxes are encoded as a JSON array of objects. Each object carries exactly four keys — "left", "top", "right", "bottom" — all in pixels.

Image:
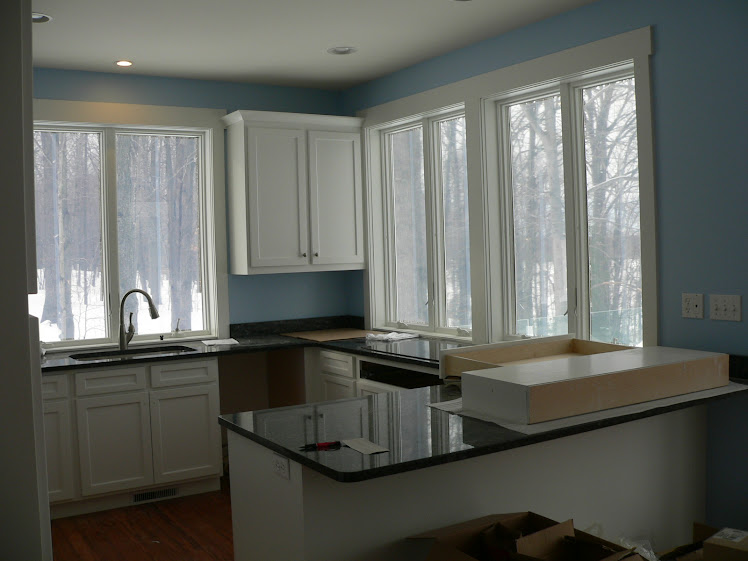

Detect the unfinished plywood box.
[
  {"left": 460, "top": 346, "right": 729, "bottom": 424},
  {"left": 440, "top": 335, "right": 630, "bottom": 379}
]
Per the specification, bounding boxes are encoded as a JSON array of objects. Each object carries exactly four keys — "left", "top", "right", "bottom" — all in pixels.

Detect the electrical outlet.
[
  {"left": 272, "top": 454, "right": 290, "bottom": 480},
  {"left": 710, "top": 294, "right": 742, "bottom": 322},
  {"left": 682, "top": 293, "right": 704, "bottom": 319}
]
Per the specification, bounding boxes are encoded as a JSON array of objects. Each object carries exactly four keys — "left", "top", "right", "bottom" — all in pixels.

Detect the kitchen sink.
[{"left": 70, "top": 345, "right": 198, "bottom": 361}]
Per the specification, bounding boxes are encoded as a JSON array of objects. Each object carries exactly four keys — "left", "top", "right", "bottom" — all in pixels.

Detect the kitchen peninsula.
[{"left": 220, "top": 377, "right": 747, "bottom": 561}]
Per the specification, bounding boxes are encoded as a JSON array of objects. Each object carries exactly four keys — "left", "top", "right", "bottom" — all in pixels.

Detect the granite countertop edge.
[{"left": 219, "top": 379, "right": 748, "bottom": 483}]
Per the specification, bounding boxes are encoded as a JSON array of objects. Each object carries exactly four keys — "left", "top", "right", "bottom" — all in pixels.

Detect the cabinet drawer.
[
  {"left": 75, "top": 367, "right": 146, "bottom": 396},
  {"left": 150, "top": 359, "right": 218, "bottom": 388},
  {"left": 42, "top": 374, "right": 70, "bottom": 400},
  {"left": 319, "top": 350, "right": 354, "bottom": 378}
]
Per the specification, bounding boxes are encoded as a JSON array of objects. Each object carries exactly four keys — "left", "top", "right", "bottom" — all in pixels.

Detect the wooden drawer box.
[
  {"left": 461, "top": 346, "right": 729, "bottom": 424},
  {"left": 441, "top": 336, "right": 630, "bottom": 378}
]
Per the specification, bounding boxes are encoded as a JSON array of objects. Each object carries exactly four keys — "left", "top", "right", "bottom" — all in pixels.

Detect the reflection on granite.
[
  {"left": 219, "top": 381, "right": 747, "bottom": 483},
  {"left": 230, "top": 315, "right": 364, "bottom": 337}
]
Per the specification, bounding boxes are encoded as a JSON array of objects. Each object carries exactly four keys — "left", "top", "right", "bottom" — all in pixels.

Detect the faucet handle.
[{"left": 126, "top": 312, "right": 135, "bottom": 344}]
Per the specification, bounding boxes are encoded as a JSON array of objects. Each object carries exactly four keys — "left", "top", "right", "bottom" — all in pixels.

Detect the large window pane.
[
  {"left": 508, "top": 95, "right": 568, "bottom": 337},
  {"left": 389, "top": 127, "right": 428, "bottom": 325},
  {"left": 438, "top": 116, "right": 471, "bottom": 329},
  {"left": 583, "top": 78, "right": 642, "bottom": 346},
  {"left": 116, "top": 133, "right": 204, "bottom": 335},
  {"left": 29, "top": 130, "right": 106, "bottom": 342}
]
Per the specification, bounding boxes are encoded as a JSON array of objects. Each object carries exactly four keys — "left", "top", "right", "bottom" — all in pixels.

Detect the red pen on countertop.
[{"left": 299, "top": 441, "right": 342, "bottom": 451}]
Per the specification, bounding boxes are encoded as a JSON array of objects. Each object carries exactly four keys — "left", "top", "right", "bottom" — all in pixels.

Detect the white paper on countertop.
[
  {"left": 201, "top": 338, "right": 239, "bottom": 346},
  {"left": 365, "top": 332, "right": 419, "bottom": 341},
  {"left": 429, "top": 382, "right": 748, "bottom": 435},
  {"left": 342, "top": 438, "right": 389, "bottom": 455}
]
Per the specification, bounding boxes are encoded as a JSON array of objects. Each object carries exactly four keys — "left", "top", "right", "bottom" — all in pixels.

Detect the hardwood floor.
[{"left": 51, "top": 483, "right": 233, "bottom": 561}]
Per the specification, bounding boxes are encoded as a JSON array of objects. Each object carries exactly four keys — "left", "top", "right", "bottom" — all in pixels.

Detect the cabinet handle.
[
  {"left": 314, "top": 252, "right": 319, "bottom": 257},
  {"left": 302, "top": 252, "right": 307, "bottom": 257}
]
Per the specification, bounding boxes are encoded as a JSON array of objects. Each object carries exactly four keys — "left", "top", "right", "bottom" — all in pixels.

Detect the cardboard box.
[
  {"left": 703, "top": 528, "right": 748, "bottom": 560},
  {"left": 441, "top": 336, "right": 630, "bottom": 378},
  {"left": 658, "top": 522, "right": 719, "bottom": 561},
  {"left": 409, "top": 512, "right": 644, "bottom": 561},
  {"left": 461, "top": 346, "right": 728, "bottom": 424}
]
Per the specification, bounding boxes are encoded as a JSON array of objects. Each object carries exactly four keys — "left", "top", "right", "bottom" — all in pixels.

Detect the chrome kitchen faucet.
[{"left": 119, "top": 289, "right": 160, "bottom": 350}]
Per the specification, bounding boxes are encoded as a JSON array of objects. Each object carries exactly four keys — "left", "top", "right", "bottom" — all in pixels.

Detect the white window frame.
[
  {"left": 495, "top": 66, "right": 641, "bottom": 343},
  {"left": 32, "top": 100, "right": 229, "bottom": 350},
  {"left": 378, "top": 107, "right": 471, "bottom": 337},
  {"left": 361, "top": 27, "right": 657, "bottom": 345}
]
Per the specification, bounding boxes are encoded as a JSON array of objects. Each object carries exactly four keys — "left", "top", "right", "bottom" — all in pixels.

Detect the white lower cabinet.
[
  {"left": 306, "top": 349, "right": 357, "bottom": 402},
  {"left": 150, "top": 384, "right": 221, "bottom": 484},
  {"left": 43, "top": 399, "right": 75, "bottom": 502},
  {"left": 77, "top": 392, "right": 154, "bottom": 496},
  {"left": 356, "top": 378, "right": 400, "bottom": 397},
  {"left": 43, "top": 358, "right": 221, "bottom": 509},
  {"left": 320, "top": 372, "right": 356, "bottom": 401}
]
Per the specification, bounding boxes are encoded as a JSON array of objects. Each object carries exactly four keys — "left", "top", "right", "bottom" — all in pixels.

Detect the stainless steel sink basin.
[{"left": 70, "top": 345, "right": 198, "bottom": 361}]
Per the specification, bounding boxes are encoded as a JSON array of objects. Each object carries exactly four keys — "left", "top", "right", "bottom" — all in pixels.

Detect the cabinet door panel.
[
  {"left": 320, "top": 373, "right": 356, "bottom": 402},
  {"left": 308, "top": 131, "right": 364, "bottom": 265},
  {"left": 44, "top": 400, "right": 75, "bottom": 502},
  {"left": 248, "top": 127, "right": 309, "bottom": 267},
  {"left": 77, "top": 393, "right": 153, "bottom": 496},
  {"left": 150, "top": 384, "right": 221, "bottom": 484}
]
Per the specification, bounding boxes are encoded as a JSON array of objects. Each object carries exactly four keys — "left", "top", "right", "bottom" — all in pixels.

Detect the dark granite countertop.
[
  {"left": 41, "top": 334, "right": 448, "bottom": 373},
  {"left": 218, "top": 380, "right": 748, "bottom": 483},
  {"left": 40, "top": 334, "right": 310, "bottom": 373}
]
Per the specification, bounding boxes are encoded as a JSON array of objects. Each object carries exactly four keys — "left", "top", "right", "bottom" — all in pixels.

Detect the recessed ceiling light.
[
  {"left": 31, "top": 12, "right": 52, "bottom": 23},
  {"left": 327, "top": 46, "right": 357, "bottom": 55},
  {"left": 115, "top": 60, "right": 133, "bottom": 68}
]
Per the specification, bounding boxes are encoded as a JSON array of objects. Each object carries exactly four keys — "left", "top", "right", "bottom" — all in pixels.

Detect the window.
[
  {"left": 363, "top": 29, "right": 655, "bottom": 345},
  {"left": 499, "top": 72, "right": 643, "bottom": 346},
  {"left": 29, "top": 118, "right": 222, "bottom": 348},
  {"left": 382, "top": 112, "right": 471, "bottom": 335}
]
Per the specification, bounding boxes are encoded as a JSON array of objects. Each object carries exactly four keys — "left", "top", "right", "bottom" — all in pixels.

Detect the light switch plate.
[
  {"left": 710, "top": 294, "right": 742, "bottom": 321},
  {"left": 682, "top": 293, "right": 704, "bottom": 319}
]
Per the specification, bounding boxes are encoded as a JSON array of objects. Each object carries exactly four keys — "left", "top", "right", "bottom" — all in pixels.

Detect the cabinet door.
[
  {"left": 150, "top": 384, "right": 222, "bottom": 484},
  {"left": 320, "top": 373, "right": 356, "bottom": 401},
  {"left": 308, "top": 130, "right": 364, "bottom": 266},
  {"left": 356, "top": 379, "right": 399, "bottom": 397},
  {"left": 43, "top": 400, "right": 75, "bottom": 502},
  {"left": 76, "top": 393, "right": 153, "bottom": 496},
  {"left": 247, "top": 127, "right": 309, "bottom": 267}
]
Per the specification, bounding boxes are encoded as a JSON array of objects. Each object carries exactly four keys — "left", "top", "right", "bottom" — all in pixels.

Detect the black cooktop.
[{"left": 359, "top": 337, "right": 469, "bottom": 363}]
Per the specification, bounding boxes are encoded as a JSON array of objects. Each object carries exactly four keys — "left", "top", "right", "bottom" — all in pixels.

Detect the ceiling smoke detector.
[
  {"left": 32, "top": 12, "right": 52, "bottom": 23},
  {"left": 327, "top": 46, "right": 357, "bottom": 55}
]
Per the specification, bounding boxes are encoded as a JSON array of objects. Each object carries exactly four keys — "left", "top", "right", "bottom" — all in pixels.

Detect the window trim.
[
  {"left": 31, "top": 100, "right": 229, "bottom": 349},
  {"left": 495, "top": 66, "right": 641, "bottom": 343},
  {"left": 361, "top": 27, "right": 656, "bottom": 345},
  {"left": 378, "top": 108, "right": 470, "bottom": 337}
]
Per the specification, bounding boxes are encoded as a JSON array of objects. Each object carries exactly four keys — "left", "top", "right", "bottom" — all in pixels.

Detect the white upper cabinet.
[
  {"left": 223, "top": 110, "right": 364, "bottom": 274},
  {"left": 308, "top": 130, "right": 363, "bottom": 266},
  {"left": 247, "top": 127, "right": 309, "bottom": 267}
]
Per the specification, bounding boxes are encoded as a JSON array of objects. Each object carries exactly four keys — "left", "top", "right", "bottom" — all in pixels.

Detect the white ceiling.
[{"left": 31, "top": 0, "right": 598, "bottom": 90}]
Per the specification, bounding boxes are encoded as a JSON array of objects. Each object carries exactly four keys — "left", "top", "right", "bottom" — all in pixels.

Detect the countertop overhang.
[{"left": 218, "top": 380, "right": 748, "bottom": 483}]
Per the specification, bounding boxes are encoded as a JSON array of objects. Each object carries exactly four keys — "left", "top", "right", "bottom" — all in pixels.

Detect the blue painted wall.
[{"left": 342, "top": 0, "right": 748, "bottom": 531}]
